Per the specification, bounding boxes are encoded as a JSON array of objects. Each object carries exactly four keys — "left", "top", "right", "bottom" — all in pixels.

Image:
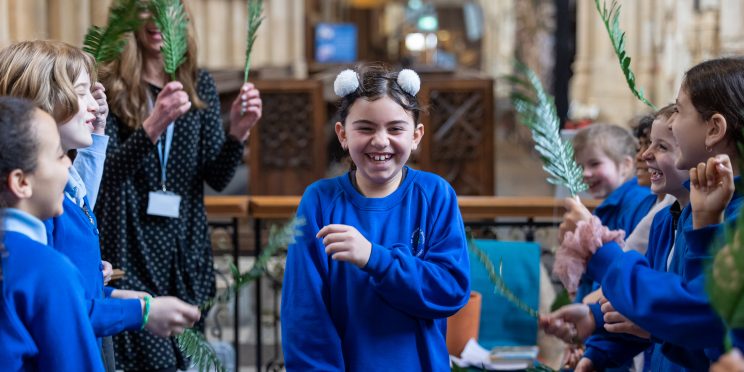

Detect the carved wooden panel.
[
  {"left": 417, "top": 78, "right": 495, "bottom": 195},
  {"left": 249, "top": 80, "right": 326, "bottom": 195}
]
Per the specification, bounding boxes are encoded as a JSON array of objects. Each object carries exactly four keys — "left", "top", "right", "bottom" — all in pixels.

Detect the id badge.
[{"left": 147, "top": 191, "right": 181, "bottom": 218}]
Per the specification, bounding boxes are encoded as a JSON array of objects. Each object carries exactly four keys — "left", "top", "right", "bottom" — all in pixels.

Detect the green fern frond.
[
  {"left": 200, "top": 218, "right": 304, "bottom": 311},
  {"left": 82, "top": 0, "right": 143, "bottom": 64},
  {"left": 244, "top": 0, "right": 264, "bottom": 82},
  {"left": 468, "top": 239, "right": 539, "bottom": 319},
  {"left": 175, "top": 329, "right": 225, "bottom": 372},
  {"left": 707, "top": 207, "right": 744, "bottom": 330},
  {"left": 510, "top": 62, "right": 587, "bottom": 196},
  {"left": 150, "top": 0, "right": 189, "bottom": 81},
  {"left": 594, "top": 0, "right": 656, "bottom": 110}
]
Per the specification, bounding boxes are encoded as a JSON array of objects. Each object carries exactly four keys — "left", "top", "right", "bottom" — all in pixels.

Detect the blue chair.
[{"left": 470, "top": 239, "right": 540, "bottom": 349}]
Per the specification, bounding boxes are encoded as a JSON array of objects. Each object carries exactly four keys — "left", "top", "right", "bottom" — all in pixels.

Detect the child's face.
[
  {"left": 335, "top": 96, "right": 424, "bottom": 195},
  {"left": 575, "top": 147, "right": 628, "bottom": 199},
  {"left": 635, "top": 131, "right": 652, "bottom": 186},
  {"left": 28, "top": 110, "right": 71, "bottom": 219},
  {"left": 58, "top": 71, "right": 98, "bottom": 150},
  {"left": 642, "top": 118, "right": 689, "bottom": 197},
  {"left": 670, "top": 87, "right": 709, "bottom": 170}
]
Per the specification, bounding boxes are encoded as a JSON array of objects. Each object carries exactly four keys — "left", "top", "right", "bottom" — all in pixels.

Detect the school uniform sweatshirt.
[
  {"left": 281, "top": 167, "right": 471, "bottom": 371},
  {"left": 583, "top": 186, "right": 744, "bottom": 371},
  {"left": 0, "top": 208, "right": 103, "bottom": 371}
]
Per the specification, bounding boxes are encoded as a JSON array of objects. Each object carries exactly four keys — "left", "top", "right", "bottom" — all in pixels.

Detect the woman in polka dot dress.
[{"left": 96, "top": 5, "right": 262, "bottom": 371}]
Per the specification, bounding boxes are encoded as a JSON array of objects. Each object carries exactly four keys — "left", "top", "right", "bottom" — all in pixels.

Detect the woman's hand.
[
  {"left": 144, "top": 296, "right": 201, "bottom": 337},
  {"left": 91, "top": 82, "right": 108, "bottom": 135},
  {"left": 690, "top": 154, "right": 735, "bottom": 229},
  {"left": 228, "top": 83, "right": 262, "bottom": 142},
  {"left": 317, "top": 224, "right": 372, "bottom": 268},
  {"left": 559, "top": 196, "right": 593, "bottom": 243},
  {"left": 143, "top": 81, "right": 191, "bottom": 143}
]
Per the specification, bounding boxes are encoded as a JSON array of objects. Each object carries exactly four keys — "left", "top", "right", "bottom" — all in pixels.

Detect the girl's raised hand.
[
  {"left": 143, "top": 81, "right": 191, "bottom": 143},
  {"left": 711, "top": 349, "right": 744, "bottom": 372},
  {"left": 228, "top": 83, "right": 262, "bottom": 142},
  {"left": 317, "top": 224, "right": 372, "bottom": 268},
  {"left": 559, "top": 196, "right": 593, "bottom": 243},
  {"left": 91, "top": 82, "right": 108, "bottom": 135},
  {"left": 690, "top": 154, "right": 735, "bottom": 229}
]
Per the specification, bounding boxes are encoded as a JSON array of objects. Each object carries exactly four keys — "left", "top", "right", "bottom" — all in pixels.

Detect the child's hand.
[
  {"left": 143, "top": 81, "right": 191, "bottom": 143},
  {"left": 91, "top": 82, "right": 108, "bottom": 135},
  {"left": 145, "top": 296, "right": 201, "bottom": 337},
  {"left": 559, "top": 196, "right": 593, "bottom": 243},
  {"left": 228, "top": 83, "right": 262, "bottom": 142},
  {"left": 539, "top": 303, "right": 595, "bottom": 343},
  {"left": 711, "top": 349, "right": 744, "bottom": 372},
  {"left": 562, "top": 345, "right": 585, "bottom": 370},
  {"left": 317, "top": 224, "right": 372, "bottom": 268},
  {"left": 101, "top": 260, "right": 113, "bottom": 285},
  {"left": 690, "top": 154, "right": 735, "bottom": 229},
  {"left": 600, "top": 300, "right": 650, "bottom": 339}
]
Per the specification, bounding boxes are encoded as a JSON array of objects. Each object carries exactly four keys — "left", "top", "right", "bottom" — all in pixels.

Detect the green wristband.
[{"left": 141, "top": 295, "right": 152, "bottom": 330}]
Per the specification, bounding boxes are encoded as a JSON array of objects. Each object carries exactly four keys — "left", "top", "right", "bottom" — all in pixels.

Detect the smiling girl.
[{"left": 281, "top": 66, "right": 470, "bottom": 371}]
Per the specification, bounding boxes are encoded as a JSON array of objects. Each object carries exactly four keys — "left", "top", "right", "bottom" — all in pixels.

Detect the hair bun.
[
  {"left": 334, "top": 69, "right": 360, "bottom": 97},
  {"left": 396, "top": 69, "right": 420, "bottom": 96}
]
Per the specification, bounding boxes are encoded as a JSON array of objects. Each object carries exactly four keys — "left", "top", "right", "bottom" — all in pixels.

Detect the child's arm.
[
  {"left": 587, "top": 244, "right": 727, "bottom": 349},
  {"left": 583, "top": 332, "right": 652, "bottom": 371},
  {"left": 358, "top": 183, "right": 470, "bottom": 319},
  {"left": 281, "top": 193, "right": 345, "bottom": 370}
]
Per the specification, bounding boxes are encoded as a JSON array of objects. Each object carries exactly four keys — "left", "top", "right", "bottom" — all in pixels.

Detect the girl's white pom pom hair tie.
[
  {"left": 334, "top": 69, "right": 360, "bottom": 97},
  {"left": 396, "top": 69, "right": 420, "bottom": 96}
]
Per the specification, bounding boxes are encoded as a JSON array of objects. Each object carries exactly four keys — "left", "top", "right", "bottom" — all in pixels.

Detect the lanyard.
[{"left": 157, "top": 124, "right": 174, "bottom": 191}]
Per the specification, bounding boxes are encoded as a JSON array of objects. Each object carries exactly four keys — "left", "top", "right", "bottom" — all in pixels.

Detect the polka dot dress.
[{"left": 95, "top": 69, "right": 244, "bottom": 371}]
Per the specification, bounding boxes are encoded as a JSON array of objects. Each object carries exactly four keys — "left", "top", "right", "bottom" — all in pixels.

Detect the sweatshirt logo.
[{"left": 411, "top": 227, "right": 425, "bottom": 257}]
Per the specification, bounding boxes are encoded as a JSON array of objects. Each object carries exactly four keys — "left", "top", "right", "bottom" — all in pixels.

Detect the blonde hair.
[
  {"left": 573, "top": 123, "right": 637, "bottom": 165},
  {"left": 100, "top": 0, "right": 205, "bottom": 129},
  {"left": 0, "top": 40, "right": 96, "bottom": 124}
]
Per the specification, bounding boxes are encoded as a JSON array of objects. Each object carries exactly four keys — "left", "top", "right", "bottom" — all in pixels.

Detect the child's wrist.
[
  {"left": 692, "top": 211, "right": 724, "bottom": 229},
  {"left": 141, "top": 295, "right": 152, "bottom": 330}
]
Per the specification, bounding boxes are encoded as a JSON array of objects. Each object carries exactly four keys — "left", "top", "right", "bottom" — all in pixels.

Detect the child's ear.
[
  {"left": 335, "top": 122, "right": 348, "bottom": 150},
  {"left": 6, "top": 169, "right": 32, "bottom": 200},
  {"left": 705, "top": 113, "right": 727, "bottom": 149},
  {"left": 411, "top": 123, "right": 425, "bottom": 151},
  {"left": 620, "top": 155, "right": 634, "bottom": 179}
]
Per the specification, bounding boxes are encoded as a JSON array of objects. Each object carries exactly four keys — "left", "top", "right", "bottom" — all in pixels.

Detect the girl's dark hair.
[
  {"left": 0, "top": 96, "right": 39, "bottom": 201},
  {"left": 682, "top": 57, "right": 744, "bottom": 149},
  {"left": 0, "top": 96, "right": 39, "bottom": 282},
  {"left": 337, "top": 65, "right": 424, "bottom": 125},
  {"left": 633, "top": 114, "right": 654, "bottom": 140}
]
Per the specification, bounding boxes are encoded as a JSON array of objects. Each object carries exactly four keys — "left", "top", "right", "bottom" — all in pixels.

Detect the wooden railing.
[{"left": 205, "top": 195, "right": 601, "bottom": 220}]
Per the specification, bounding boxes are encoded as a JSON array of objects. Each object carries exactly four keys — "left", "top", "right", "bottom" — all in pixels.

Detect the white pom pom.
[
  {"left": 334, "top": 69, "right": 360, "bottom": 97},
  {"left": 396, "top": 69, "right": 420, "bottom": 96}
]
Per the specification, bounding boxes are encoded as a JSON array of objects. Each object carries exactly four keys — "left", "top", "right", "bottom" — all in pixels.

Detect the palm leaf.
[
  {"left": 150, "top": 0, "right": 189, "bottom": 81},
  {"left": 468, "top": 239, "right": 539, "bottom": 319},
  {"left": 707, "top": 207, "right": 744, "bottom": 329},
  {"left": 176, "top": 218, "right": 303, "bottom": 372},
  {"left": 82, "top": 0, "right": 144, "bottom": 64},
  {"left": 175, "top": 329, "right": 225, "bottom": 372},
  {"left": 244, "top": 0, "right": 264, "bottom": 82},
  {"left": 510, "top": 62, "right": 587, "bottom": 196},
  {"left": 594, "top": 0, "right": 656, "bottom": 109}
]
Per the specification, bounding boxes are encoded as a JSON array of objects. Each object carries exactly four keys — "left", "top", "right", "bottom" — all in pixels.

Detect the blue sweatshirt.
[
  {"left": 583, "top": 187, "right": 744, "bottom": 371},
  {"left": 0, "top": 208, "right": 104, "bottom": 371},
  {"left": 281, "top": 167, "right": 471, "bottom": 371},
  {"left": 44, "top": 137, "right": 142, "bottom": 338},
  {"left": 575, "top": 177, "right": 656, "bottom": 302}
]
